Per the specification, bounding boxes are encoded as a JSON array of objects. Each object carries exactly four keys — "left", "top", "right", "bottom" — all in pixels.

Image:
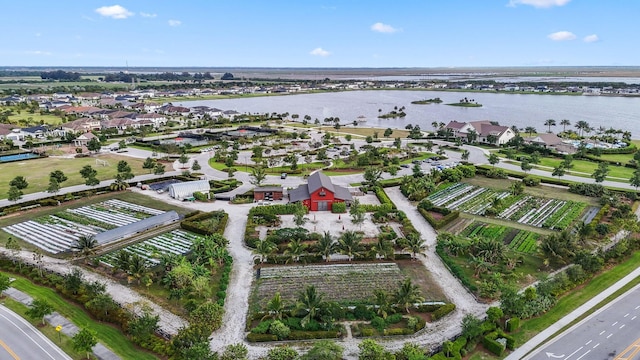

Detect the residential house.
[
  {"left": 288, "top": 172, "right": 353, "bottom": 211},
  {"left": 62, "top": 117, "right": 102, "bottom": 134},
  {"left": 524, "top": 133, "right": 563, "bottom": 149},
  {"left": 73, "top": 132, "right": 97, "bottom": 147},
  {"left": 444, "top": 120, "right": 516, "bottom": 145}
]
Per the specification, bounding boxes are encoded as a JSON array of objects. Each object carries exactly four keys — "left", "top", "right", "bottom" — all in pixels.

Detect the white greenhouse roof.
[{"left": 168, "top": 180, "right": 210, "bottom": 199}]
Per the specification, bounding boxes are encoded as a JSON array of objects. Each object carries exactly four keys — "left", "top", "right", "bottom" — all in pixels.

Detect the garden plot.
[
  {"left": 98, "top": 229, "right": 201, "bottom": 268},
  {"left": 458, "top": 221, "right": 540, "bottom": 254},
  {"left": 427, "top": 183, "right": 586, "bottom": 229},
  {"left": 254, "top": 263, "right": 407, "bottom": 307},
  {"left": 426, "top": 183, "right": 509, "bottom": 215},
  {"left": 497, "top": 196, "right": 586, "bottom": 229},
  {"left": 1, "top": 200, "right": 167, "bottom": 254}
]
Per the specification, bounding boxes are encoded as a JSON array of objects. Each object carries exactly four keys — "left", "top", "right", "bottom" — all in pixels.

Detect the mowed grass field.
[
  {"left": 319, "top": 126, "right": 410, "bottom": 138},
  {"left": 0, "top": 154, "right": 147, "bottom": 197}
]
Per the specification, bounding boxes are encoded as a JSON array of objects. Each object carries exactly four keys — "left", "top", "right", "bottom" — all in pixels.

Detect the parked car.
[
  {"left": 281, "top": 173, "right": 288, "bottom": 179},
  {"left": 400, "top": 164, "right": 410, "bottom": 168}
]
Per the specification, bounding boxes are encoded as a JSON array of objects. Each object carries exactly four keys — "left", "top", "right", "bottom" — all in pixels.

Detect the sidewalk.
[
  {"left": 4, "top": 287, "right": 120, "bottom": 360},
  {"left": 505, "top": 266, "right": 640, "bottom": 359}
]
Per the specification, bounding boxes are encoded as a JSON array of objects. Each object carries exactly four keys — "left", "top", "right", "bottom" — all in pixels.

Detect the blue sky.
[{"left": 2, "top": 0, "right": 638, "bottom": 67}]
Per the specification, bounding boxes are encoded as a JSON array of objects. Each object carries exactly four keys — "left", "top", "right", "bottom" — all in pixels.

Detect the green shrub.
[
  {"left": 251, "top": 320, "right": 272, "bottom": 334},
  {"left": 482, "top": 336, "right": 505, "bottom": 356},
  {"left": 386, "top": 313, "right": 403, "bottom": 324},
  {"left": 416, "top": 304, "right": 442, "bottom": 313},
  {"left": 331, "top": 202, "right": 346, "bottom": 213},
  {"left": 522, "top": 176, "right": 540, "bottom": 186},
  {"left": 287, "top": 330, "right": 339, "bottom": 340},
  {"left": 383, "top": 328, "right": 412, "bottom": 336},
  {"left": 505, "top": 317, "right": 520, "bottom": 332},
  {"left": 371, "top": 317, "right": 386, "bottom": 332},
  {"left": 267, "top": 346, "right": 299, "bottom": 360},
  {"left": 269, "top": 320, "right": 291, "bottom": 340},
  {"left": 246, "top": 333, "right": 278, "bottom": 342},
  {"left": 432, "top": 304, "right": 456, "bottom": 321}
]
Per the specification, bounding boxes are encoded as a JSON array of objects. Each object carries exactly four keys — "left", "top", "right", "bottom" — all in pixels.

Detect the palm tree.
[
  {"left": 544, "top": 119, "right": 556, "bottom": 133},
  {"left": 474, "top": 238, "right": 505, "bottom": 265},
  {"left": 369, "top": 237, "right": 393, "bottom": 260},
  {"left": 284, "top": 239, "right": 307, "bottom": 263},
  {"left": 403, "top": 233, "right": 427, "bottom": 260},
  {"left": 316, "top": 231, "right": 336, "bottom": 262},
  {"left": 560, "top": 119, "right": 571, "bottom": 134},
  {"left": 127, "top": 254, "right": 148, "bottom": 284},
  {"left": 114, "top": 251, "right": 131, "bottom": 274},
  {"left": 524, "top": 126, "right": 536, "bottom": 138},
  {"left": 575, "top": 120, "right": 590, "bottom": 137},
  {"left": 470, "top": 255, "right": 490, "bottom": 277},
  {"left": 338, "top": 230, "right": 363, "bottom": 261},
  {"left": 263, "top": 292, "right": 288, "bottom": 321},
  {"left": 394, "top": 278, "right": 424, "bottom": 314},
  {"left": 296, "top": 285, "right": 325, "bottom": 328},
  {"left": 373, "top": 289, "right": 393, "bottom": 319},
  {"left": 254, "top": 239, "right": 277, "bottom": 263},
  {"left": 72, "top": 235, "right": 98, "bottom": 257}
]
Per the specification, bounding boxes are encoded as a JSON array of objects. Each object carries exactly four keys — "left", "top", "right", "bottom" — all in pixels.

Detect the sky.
[{"left": 2, "top": 0, "right": 639, "bottom": 68}]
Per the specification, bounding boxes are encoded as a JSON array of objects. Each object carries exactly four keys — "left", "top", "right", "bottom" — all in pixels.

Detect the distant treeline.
[
  {"left": 103, "top": 71, "right": 215, "bottom": 82},
  {"left": 40, "top": 70, "right": 82, "bottom": 81}
]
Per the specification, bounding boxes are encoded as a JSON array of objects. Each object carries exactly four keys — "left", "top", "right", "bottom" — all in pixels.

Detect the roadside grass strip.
[{"left": 98, "top": 229, "right": 201, "bottom": 268}]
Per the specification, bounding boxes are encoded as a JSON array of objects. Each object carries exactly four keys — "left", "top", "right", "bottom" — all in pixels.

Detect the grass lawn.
[
  {"left": 536, "top": 157, "right": 633, "bottom": 179},
  {"left": 598, "top": 153, "right": 634, "bottom": 164},
  {"left": 462, "top": 176, "right": 600, "bottom": 206},
  {"left": 319, "top": 126, "right": 410, "bottom": 138},
  {"left": 2, "top": 274, "right": 159, "bottom": 360},
  {"left": 5, "top": 112, "right": 65, "bottom": 125},
  {"left": 0, "top": 154, "right": 147, "bottom": 197}
]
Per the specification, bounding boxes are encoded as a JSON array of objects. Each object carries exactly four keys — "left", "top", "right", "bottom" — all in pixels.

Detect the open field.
[
  {"left": 319, "top": 126, "right": 410, "bottom": 138},
  {"left": 0, "top": 154, "right": 148, "bottom": 197},
  {"left": 535, "top": 156, "right": 634, "bottom": 179},
  {"left": 3, "top": 274, "right": 158, "bottom": 360}
]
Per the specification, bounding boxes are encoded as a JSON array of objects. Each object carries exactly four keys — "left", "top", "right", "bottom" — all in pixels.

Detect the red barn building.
[{"left": 288, "top": 172, "right": 353, "bottom": 211}]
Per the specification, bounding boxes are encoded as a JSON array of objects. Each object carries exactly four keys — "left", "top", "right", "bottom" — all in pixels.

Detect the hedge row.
[
  {"left": 373, "top": 186, "right": 396, "bottom": 209},
  {"left": 505, "top": 317, "right": 520, "bottom": 332},
  {"left": 436, "top": 244, "right": 478, "bottom": 292},
  {"left": 482, "top": 336, "right": 505, "bottom": 356},
  {"left": 432, "top": 303, "right": 456, "bottom": 321},
  {"left": 418, "top": 208, "right": 460, "bottom": 230},
  {"left": 180, "top": 210, "right": 228, "bottom": 236},
  {"left": 246, "top": 333, "right": 278, "bottom": 342}
]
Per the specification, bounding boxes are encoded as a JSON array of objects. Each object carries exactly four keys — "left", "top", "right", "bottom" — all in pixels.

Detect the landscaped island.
[
  {"left": 411, "top": 97, "right": 443, "bottom": 105},
  {"left": 446, "top": 97, "right": 482, "bottom": 107}
]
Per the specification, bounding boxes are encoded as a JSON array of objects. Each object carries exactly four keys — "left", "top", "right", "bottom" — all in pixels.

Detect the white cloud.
[
  {"left": 95, "top": 5, "right": 133, "bottom": 19},
  {"left": 548, "top": 31, "right": 576, "bottom": 41},
  {"left": 168, "top": 19, "right": 182, "bottom": 27},
  {"left": 140, "top": 12, "right": 157, "bottom": 18},
  {"left": 371, "top": 22, "right": 399, "bottom": 33},
  {"left": 508, "top": 0, "right": 570, "bottom": 8},
  {"left": 26, "top": 50, "right": 51, "bottom": 56},
  {"left": 310, "top": 47, "right": 331, "bottom": 57},
  {"left": 583, "top": 34, "right": 599, "bottom": 43}
]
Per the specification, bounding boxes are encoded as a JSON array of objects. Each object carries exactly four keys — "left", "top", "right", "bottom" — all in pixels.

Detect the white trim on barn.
[{"left": 168, "top": 180, "right": 210, "bottom": 200}]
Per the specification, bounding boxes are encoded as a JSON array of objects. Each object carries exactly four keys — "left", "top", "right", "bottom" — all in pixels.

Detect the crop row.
[{"left": 508, "top": 231, "right": 539, "bottom": 253}]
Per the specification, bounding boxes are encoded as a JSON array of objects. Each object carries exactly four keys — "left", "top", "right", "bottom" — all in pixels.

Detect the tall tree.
[
  {"left": 49, "top": 170, "right": 68, "bottom": 184},
  {"left": 317, "top": 231, "right": 336, "bottom": 262},
  {"left": 544, "top": 119, "right": 556, "bottom": 133},
  {"left": 46, "top": 178, "right": 60, "bottom": 194},
  {"left": 296, "top": 285, "right": 325, "bottom": 328},
  {"left": 72, "top": 235, "right": 98, "bottom": 257},
  {"left": 560, "top": 119, "right": 571, "bottom": 134},
  {"left": 72, "top": 328, "right": 98, "bottom": 360},
  {"left": 250, "top": 166, "right": 267, "bottom": 186},
  {"left": 488, "top": 153, "right": 500, "bottom": 167},
  {"left": 9, "top": 175, "right": 28, "bottom": 190},
  {"left": 403, "top": 233, "right": 427, "bottom": 260},
  {"left": 26, "top": 298, "right": 53, "bottom": 325},
  {"left": 338, "top": 230, "right": 363, "bottom": 261},
  {"left": 142, "top": 157, "right": 156, "bottom": 173},
  {"left": 524, "top": 126, "right": 536, "bottom": 138},
  {"left": 394, "top": 278, "right": 424, "bottom": 313},
  {"left": 591, "top": 162, "right": 609, "bottom": 183},
  {"left": 7, "top": 186, "right": 22, "bottom": 202}
]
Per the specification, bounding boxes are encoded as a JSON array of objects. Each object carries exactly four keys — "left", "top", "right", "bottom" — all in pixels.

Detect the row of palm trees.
[
  {"left": 263, "top": 278, "right": 425, "bottom": 328},
  {"left": 539, "top": 118, "right": 632, "bottom": 140},
  {"left": 253, "top": 230, "right": 428, "bottom": 264}
]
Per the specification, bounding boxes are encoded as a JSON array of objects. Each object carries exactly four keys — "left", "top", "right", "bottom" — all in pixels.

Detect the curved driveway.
[{"left": 0, "top": 305, "right": 71, "bottom": 360}]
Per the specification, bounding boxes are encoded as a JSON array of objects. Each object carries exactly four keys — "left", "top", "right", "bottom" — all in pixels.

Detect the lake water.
[{"left": 177, "top": 90, "right": 640, "bottom": 136}]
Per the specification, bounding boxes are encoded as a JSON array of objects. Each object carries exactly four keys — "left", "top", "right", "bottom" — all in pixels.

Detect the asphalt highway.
[
  {"left": 0, "top": 305, "right": 71, "bottom": 360},
  {"left": 528, "top": 285, "right": 640, "bottom": 360}
]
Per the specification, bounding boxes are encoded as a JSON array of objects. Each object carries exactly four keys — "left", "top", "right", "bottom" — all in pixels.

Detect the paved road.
[
  {"left": 0, "top": 305, "right": 71, "bottom": 360},
  {"left": 527, "top": 284, "right": 640, "bottom": 360}
]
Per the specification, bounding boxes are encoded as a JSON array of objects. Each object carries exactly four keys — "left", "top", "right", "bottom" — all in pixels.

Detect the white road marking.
[
  {"left": 607, "top": 333, "right": 613, "bottom": 339},
  {"left": 635, "top": 305, "right": 640, "bottom": 309},
  {"left": 625, "top": 313, "right": 629, "bottom": 317},
  {"left": 593, "top": 343, "right": 600, "bottom": 349},
  {"left": 585, "top": 340, "right": 592, "bottom": 345},
  {"left": 600, "top": 330, "right": 606, "bottom": 335},
  {"left": 576, "top": 350, "right": 591, "bottom": 360},
  {"left": 565, "top": 346, "right": 584, "bottom": 360},
  {"left": 633, "top": 316, "right": 637, "bottom": 320},
  {"left": 612, "top": 321, "right": 618, "bottom": 326},
  {"left": 620, "top": 324, "right": 626, "bottom": 329}
]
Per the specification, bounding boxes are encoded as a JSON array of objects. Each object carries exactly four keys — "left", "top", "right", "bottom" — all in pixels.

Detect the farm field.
[
  {"left": 252, "top": 263, "right": 432, "bottom": 308},
  {"left": 459, "top": 221, "right": 540, "bottom": 254},
  {"left": 427, "top": 182, "right": 588, "bottom": 229},
  {"left": 2, "top": 199, "right": 168, "bottom": 253},
  {"left": 0, "top": 192, "right": 190, "bottom": 251},
  {"left": 98, "top": 229, "right": 201, "bottom": 267},
  {"left": 0, "top": 154, "right": 147, "bottom": 197}
]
